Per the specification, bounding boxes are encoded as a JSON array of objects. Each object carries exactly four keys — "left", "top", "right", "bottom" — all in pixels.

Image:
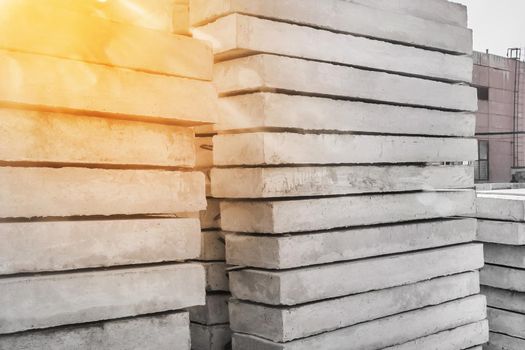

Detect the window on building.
[
  {"left": 475, "top": 140, "right": 489, "bottom": 182},
  {"left": 477, "top": 86, "right": 489, "bottom": 101}
]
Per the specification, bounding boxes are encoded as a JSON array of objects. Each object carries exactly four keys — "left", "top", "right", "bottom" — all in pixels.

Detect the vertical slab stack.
[
  {"left": 0, "top": 1, "right": 216, "bottom": 349},
  {"left": 191, "top": 0, "right": 488, "bottom": 349},
  {"left": 476, "top": 189, "right": 525, "bottom": 350}
]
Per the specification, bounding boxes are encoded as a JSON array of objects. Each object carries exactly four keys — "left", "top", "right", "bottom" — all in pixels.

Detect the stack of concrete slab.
[
  {"left": 0, "top": 1, "right": 216, "bottom": 349},
  {"left": 191, "top": 0, "right": 488, "bottom": 349},
  {"left": 476, "top": 189, "right": 525, "bottom": 350}
]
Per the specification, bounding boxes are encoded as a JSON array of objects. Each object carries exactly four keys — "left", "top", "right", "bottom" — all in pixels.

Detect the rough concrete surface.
[
  {"left": 487, "top": 307, "right": 525, "bottom": 339},
  {"left": 199, "top": 198, "right": 221, "bottom": 230},
  {"left": 199, "top": 231, "right": 226, "bottom": 261},
  {"left": 190, "top": 323, "right": 232, "bottom": 350},
  {"left": 476, "top": 194, "right": 525, "bottom": 222},
  {"left": 203, "top": 262, "right": 230, "bottom": 292},
  {"left": 485, "top": 332, "right": 525, "bottom": 350},
  {"left": 481, "top": 264, "right": 525, "bottom": 292},
  {"left": 481, "top": 286, "right": 525, "bottom": 314},
  {"left": 195, "top": 136, "right": 214, "bottom": 169},
  {"left": 477, "top": 219, "right": 525, "bottom": 245},
  {"left": 484, "top": 243, "right": 525, "bottom": 268},
  {"left": 189, "top": 293, "right": 230, "bottom": 325}
]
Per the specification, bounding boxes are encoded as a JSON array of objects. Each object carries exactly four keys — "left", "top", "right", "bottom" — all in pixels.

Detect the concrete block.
[
  {"left": 189, "top": 293, "right": 230, "bottom": 325},
  {"left": 0, "top": 167, "right": 206, "bottom": 218},
  {"left": 0, "top": 109, "right": 195, "bottom": 167},
  {"left": 212, "top": 165, "right": 474, "bottom": 199},
  {"left": 0, "top": 218, "right": 201, "bottom": 275},
  {"left": 230, "top": 244, "right": 483, "bottom": 305},
  {"left": 200, "top": 198, "right": 221, "bottom": 230},
  {"left": 477, "top": 193, "right": 525, "bottom": 221},
  {"left": 0, "top": 312, "right": 191, "bottom": 350},
  {"left": 231, "top": 295, "right": 486, "bottom": 350},
  {"left": 487, "top": 308, "right": 525, "bottom": 339},
  {"left": 213, "top": 133, "right": 477, "bottom": 166},
  {"left": 482, "top": 286, "right": 525, "bottom": 314},
  {"left": 0, "top": 1, "right": 212, "bottom": 80},
  {"left": 190, "top": 0, "right": 473, "bottom": 54},
  {"left": 220, "top": 190, "right": 475, "bottom": 234},
  {"left": 199, "top": 231, "right": 226, "bottom": 261},
  {"left": 190, "top": 323, "right": 232, "bottom": 350},
  {"left": 486, "top": 332, "right": 525, "bottom": 350},
  {"left": 173, "top": 0, "right": 190, "bottom": 34},
  {"left": 196, "top": 137, "right": 214, "bottom": 169},
  {"left": 477, "top": 219, "right": 525, "bottom": 245},
  {"left": 481, "top": 265, "right": 525, "bottom": 292},
  {"left": 195, "top": 14, "right": 472, "bottom": 82},
  {"left": 0, "top": 264, "right": 205, "bottom": 334},
  {"left": 214, "top": 55, "right": 477, "bottom": 112},
  {"left": 203, "top": 262, "right": 229, "bottom": 292},
  {"left": 226, "top": 218, "right": 476, "bottom": 269},
  {"left": 0, "top": 50, "right": 217, "bottom": 125},
  {"left": 215, "top": 93, "right": 475, "bottom": 136},
  {"left": 230, "top": 272, "right": 480, "bottom": 341},
  {"left": 382, "top": 320, "right": 488, "bottom": 350},
  {"left": 484, "top": 244, "right": 525, "bottom": 268}
]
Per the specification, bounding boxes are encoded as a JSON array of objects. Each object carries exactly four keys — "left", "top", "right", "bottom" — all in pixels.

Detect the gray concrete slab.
[
  {"left": 203, "top": 262, "right": 229, "bottom": 292},
  {"left": 214, "top": 55, "right": 477, "bottom": 111},
  {"left": 482, "top": 286, "right": 525, "bottom": 314},
  {"left": 190, "top": 323, "right": 231, "bottom": 350},
  {"left": 484, "top": 244, "right": 525, "bottom": 268},
  {"left": 229, "top": 272, "right": 479, "bottom": 341},
  {"left": 481, "top": 264, "right": 525, "bottom": 292},
  {"left": 0, "top": 218, "right": 201, "bottom": 275},
  {"left": 0, "top": 312, "right": 191, "bottom": 350},
  {"left": 226, "top": 218, "right": 476, "bottom": 269},
  {"left": 199, "top": 231, "right": 226, "bottom": 261},
  {"left": 220, "top": 190, "right": 475, "bottom": 234},
  {"left": 487, "top": 308, "right": 525, "bottom": 339},
  {"left": 229, "top": 244, "right": 483, "bottom": 305},
  {"left": 0, "top": 264, "right": 205, "bottom": 334},
  {"left": 485, "top": 332, "right": 525, "bottom": 350},
  {"left": 199, "top": 198, "right": 221, "bottom": 230},
  {"left": 477, "top": 220, "right": 525, "bottom": 245},
  {"left": 189, "top": 293, "right": 230, "bottom": 325},
  {"left": 476, "top": 194, "right": 525, "bottom": 222}
]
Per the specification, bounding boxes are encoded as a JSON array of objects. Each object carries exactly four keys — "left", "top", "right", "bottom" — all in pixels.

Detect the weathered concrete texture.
[
  {"left": 173, "top": 0, "right": 190, "bottom": 34},
  {"left": 487, "top": 308, "right": 525, "bottom": 339},
  {"left": 0, "top": 2, "right": 212, "bottom": 79},
  {"left": 214, "top": 55, "right": 477, "bottom": 112},
  {"left": 0, "top": 109, "right": 196, "bottom": 167},
  {"left": 0, "top": 218, "right": 201, "bottom": 275},
  {"left": 203, "top": 262, "right": 230, "bottom": 292},
  {"left": 199, "top": 231, "right": 226, "bottom": 261},
  {"left": 0, "top": 264, "right": 205, "bottom": 334},
  {"left": 484, "top": 244, "right": 525, "bottom": 268},
  {"left": 0, "top": 312, "right": 191, "bottom": 350},
  {"left": 481, "top": 286, "right": 525, "bottom": 314},
  {"left": 231, "top": 295, "right": 486, "bottom": 350},
  {"left": 481, "top": 264, "right": 525, "bottom": 292},
  {"left": 477, "top": 219, "right": 525, "bottom": 245},
  {"left": 0, "top": 50, "right": 217, "bottom": 125},
  {"left": 230, "top": 244, "right": 483, "bottom": 305},
  {"left": 382, "top": 320, "right": 488, "bottom": 350},
  {"left": 212, "top": 165, "right": 474, "bottom": 199},
  {"left": 189, "top": 293, "right": 230, "bottom": 325},
  {"left": 486, "top": 332, "right": 525, "bottom": 350},
  {"left": 220, "top": 190, "right": 475, "bottom": 234},
  {"left": 476, "top": 194, "right": 525, "bottom": 221},
  {"left": 195, "top": 137, "right": 214, "bottom": 169},
  {"left": 190, "top": 323, "right": 232, "bottom": 350},
  {"left": 213, "top": 133, "right": 477, "bottom": 166},
  {"left": 0, "top": 167, "right": 206, "bottom": 218},
  {"left": 195, "top": 14, "right": 472, "bottom": 82},
  {"left": 226, "top": 218, "right": 476, "bottom": 269},
  {"left": 229, "top": 272, "right": 479, "bottom": 341},
  {"left": 190, "top": 0, "right": 472, "bottom": 54},
  {"left": 216, "top": 93, "right": 475, "bottom": 136},
  {"left": 200, "top": 198, "right": 221, "bottom": 230}
]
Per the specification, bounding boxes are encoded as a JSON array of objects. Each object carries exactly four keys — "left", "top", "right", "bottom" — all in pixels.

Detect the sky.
[{"left": 454, "top": 0, "right": 525, "bottom": 57}]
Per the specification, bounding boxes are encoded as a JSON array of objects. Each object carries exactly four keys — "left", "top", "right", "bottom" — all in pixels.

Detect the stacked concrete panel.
[
  {"left": 191, "top": 0, "right": 488, "bottom": 348},
  {"left": 476, "top": 189, "right": 525, "bottom": 350},
  {"left": 0, "top": 2, "right": 216, "bottom": 349}
]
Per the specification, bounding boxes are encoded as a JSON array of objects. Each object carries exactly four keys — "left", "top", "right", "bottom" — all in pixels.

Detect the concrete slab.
[
  {"left": 230, "top": 244, "right": 483, "bottom": 305},
  {"left": 0, "top": 109, "right": 196, "bottom": 167},
  {"left": 213, "top": 133, "right": 477, "bottom": 166},
  {"left": 195, "top": 14, "right": 472, "bottom": 82},
  {"left": 477, "top": 220, "right": 525, "bottom": 245},
  {"left": 0, "top": 2, "right": 212, "bottom": 80},
  {"left": 382, "top": 320, "right": 488, "bottom": 350},
  {"left": 190, "top": 0, "right": 472, "bottom": 54},
  {"left": 215, "top": 93, "right": 475, "bottom": 136},
  {"left": 203, "top": 262, "right": 229, "bottom": 292},
  {"left": 214, "top": 55, "right": 477, "bottom": 112},
  {"left": 212, "top": 165, "right": 474, "bottom": 199},
  {"left": 173, "top": 0, "right": 190, "bottom": 34},
  {"left": 189, "top": 293, "right": 230, "bottom": 325},
  {"left": 220, "top": 190, "right": 475, "bottom": 234},
  {"left": 231, "top": 295, "right": 486, "bottom": 350},
  {"left": 0, "top": 312, "right": 191, "bottom": 350},
  {"left": 199, "top": 231, "right": 226, "bottom": 261},
  {"left": 0, "top": 218, "right": 201, "bottom": 275},
  {"left": 484, "top": 244, "right": 525, "bottom": 268},
  {"left": 0, "top": 264, "right": 205, "bottom": 334},
  {"left": 487, "top": 308, "right": 525, "bottom": 339},
  {"left": 482, "top": 286, "right": 525, "bottom": 314},
  {"left": 481, "top": 265, "right": 525, "bottom": 292},
  {"left": 485, "top": 332, "right": 525, "bottom": 350},
  {"left": 476, "top": 194, "right": 525, "bottom": 222},
  {"left": 226, "top": 218, "right": 476, "bottom": 269},
  {"left": 195, "top": 137, "right": 214, "bottom": 169},
  {"left": 0, "top": 50, "right": 217, "bottom": 125},
  {"left": 230, "top": 272, "right": 480, "bottom": 341},
  {"left": 190, "top": 323, "right": 232, "bottom": 350},
  {"left": 200, "top": 198, "right": 221, "bottom": 230},
  {"left": 0, "top": 167, "right": 206, "bottom": 218}
]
